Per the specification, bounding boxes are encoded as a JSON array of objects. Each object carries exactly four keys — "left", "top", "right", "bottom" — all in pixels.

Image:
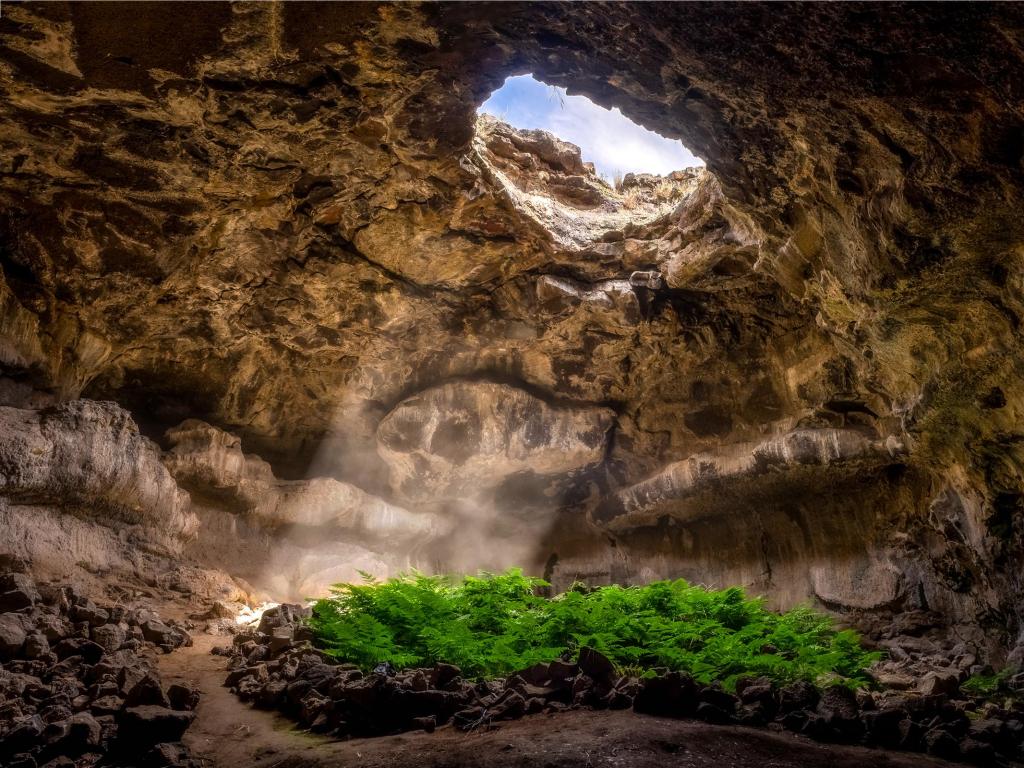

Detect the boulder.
[
  {"left": 166, "top": 682, "right": 200, "bottom": 712},
  {"left": 779, "top": 680, "right": 819, "bottom": 713},
  {"left": 91, "top": 624, "right": 125, "bottom": 653},
  {"left": 52, "top": 638, "right": 104, "bottom": 665},
  {"left": 65, "top": 711, "right": 103, "bottom": 750},
  {"left": 125, "top": 673, "right": 171, "bottom": 708},
  {"left": 577, "top": 647, "right": 615, "bottom": 683},
  {"left": 118, "top": 706, "right": 196, "bottom": 746},
  {"left": 0, "top": 614, "right": 27, "bottom": 659},
  {"left": 430, "top": 663, "right": 462, "bottom": 690},
  {"left": 918, "top": 670, "right": 960, "bottom": 697},
  {"left": 23, "top": 633, "right": 50, "bottom": 660},
  {"left": 70, "top": 601, "right": 110, "bottom": 627},
  {"left": 633, "top": 672, "right": 697, "bottom": 718}
]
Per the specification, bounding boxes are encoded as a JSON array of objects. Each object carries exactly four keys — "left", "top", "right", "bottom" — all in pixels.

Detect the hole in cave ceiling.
[{"left": 478, "top": 74, "right": 704, "bottom": 182}]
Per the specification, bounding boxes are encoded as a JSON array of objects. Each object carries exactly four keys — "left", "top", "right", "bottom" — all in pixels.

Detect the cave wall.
[{"left": 1, "top": 2, "right": 1023, "bottom": 655}]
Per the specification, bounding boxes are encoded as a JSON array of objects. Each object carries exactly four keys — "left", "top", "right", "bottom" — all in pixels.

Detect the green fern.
[{"left": 307, "top": 569, "right": 881, "bottom": 688}]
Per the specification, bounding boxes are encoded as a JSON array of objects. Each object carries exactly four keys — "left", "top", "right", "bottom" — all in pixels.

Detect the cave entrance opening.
[{"left": 477, "top": 74, "right": 703, "bottom": 187}]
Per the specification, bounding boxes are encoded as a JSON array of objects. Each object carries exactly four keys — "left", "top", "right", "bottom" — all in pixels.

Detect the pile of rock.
[
  {"left": 221, "top": 610, "right": 630, "bottom": 737},
  {"left": 223, "top": 605, "right": 1023, "bottom": 765},
  {"left": 0, "top": 571, "right": 200, "bottom": 768},
  {"left": 633, "top": 670, "right": 1024, "bottom": 765}
]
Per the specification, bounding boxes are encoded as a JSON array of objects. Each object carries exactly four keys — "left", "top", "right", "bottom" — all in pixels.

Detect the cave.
[{"left": 1, "top": 2, "right": 1023, "bottom": 767}]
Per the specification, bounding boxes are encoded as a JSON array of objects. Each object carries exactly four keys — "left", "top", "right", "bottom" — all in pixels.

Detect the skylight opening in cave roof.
[{"left": 478, "top": 74, "right": 703, "bottom": 181}]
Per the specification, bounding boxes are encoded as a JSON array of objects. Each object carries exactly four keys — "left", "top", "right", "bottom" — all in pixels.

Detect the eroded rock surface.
[
  {"left": 377, "top": 381, "right": 614, "bottom": 503},
  {"left": 164, "top": 419, "right": 446, "bottom": 600},
  {"left": 0, "top": 2, "right": 1022, "bottom": 663},
  {"left": 0, "top": 401, "right": 197, "bottom": 567}
]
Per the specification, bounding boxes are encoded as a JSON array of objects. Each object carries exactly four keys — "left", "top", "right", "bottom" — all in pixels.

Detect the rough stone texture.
[
  {"left": 0, "top": 400, "right": 196, "bottom": 551},
  {"left": 377, "top": 381, "right": 615, "bottom": 503},
  {"left": 0, "top": 2, "right": 1022, "bottom": 660},
  {"left": 164, "top": 419, "right": 446, "bottom": 599}
]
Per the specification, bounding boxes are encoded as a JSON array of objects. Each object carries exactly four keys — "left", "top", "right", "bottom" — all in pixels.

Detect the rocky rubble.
[
  {"left": 223, "top": 607, "right": 1024, "bottom": 766},
  {"left": 0, "top": 569, "right": 201, "bottom": 768}
]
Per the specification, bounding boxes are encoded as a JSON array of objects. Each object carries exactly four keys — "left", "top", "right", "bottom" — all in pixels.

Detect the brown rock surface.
[{"left": 0, "top": 2, "right": 1022, "bottom": 661}]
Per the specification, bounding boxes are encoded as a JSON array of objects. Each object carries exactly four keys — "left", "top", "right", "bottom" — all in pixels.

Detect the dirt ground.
[{"left": 157, "top": 633, "right": 962, "bottom": 768}]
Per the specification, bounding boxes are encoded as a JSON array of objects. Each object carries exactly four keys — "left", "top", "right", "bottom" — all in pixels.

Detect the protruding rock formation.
[
  {"left": 164, "top": 420, "right": 446, "bottom": 600},
  {"left": 598, "top": 428, "right": 906, "bottom": 529},
  {"left": 0, "top": 401, "right": 196, "bottom": 578},
  {"left": 377, "top": 381, "right": 615, "bottom": 504}
]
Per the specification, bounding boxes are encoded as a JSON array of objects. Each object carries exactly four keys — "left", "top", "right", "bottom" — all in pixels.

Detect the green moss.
[{"left": 308, "top": 569, "right": 880, "bottom": 689}]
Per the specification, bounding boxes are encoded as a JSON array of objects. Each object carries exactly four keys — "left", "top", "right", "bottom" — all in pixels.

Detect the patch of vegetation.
[
  {"left": 962, "top": 668, "right": 1014, "bottom": 697},
  {"left": 308, "top": 570, "right": 881, "bottom": 690}
]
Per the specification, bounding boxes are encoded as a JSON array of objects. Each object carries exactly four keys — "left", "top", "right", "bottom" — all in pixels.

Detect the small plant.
[
  {"left": 962, "top": 668, "right": 1014, "bottom": 697},
  {"left": 612, "top": 170, "right": 624, "bottom": 191},
  {"left": 308, "top": 569, "right": 881, "bottom": 690},
  {"left": 621, "top": 187, "right": 643, "bottom": 210}
]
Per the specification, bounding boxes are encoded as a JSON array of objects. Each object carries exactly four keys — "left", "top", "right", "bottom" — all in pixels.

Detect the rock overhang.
[{"left": 0, "top": 2, "right": 1022, "bottom": 651}]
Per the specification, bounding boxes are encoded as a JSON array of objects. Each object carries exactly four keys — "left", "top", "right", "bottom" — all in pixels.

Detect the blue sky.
[{"left": 479, "top": 75, "right": 703, "bottom": 180}]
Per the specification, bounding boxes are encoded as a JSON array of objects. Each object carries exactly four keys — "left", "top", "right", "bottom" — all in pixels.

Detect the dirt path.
[{"left": 159, "top": 633, "right": 960, "bottom": 768}]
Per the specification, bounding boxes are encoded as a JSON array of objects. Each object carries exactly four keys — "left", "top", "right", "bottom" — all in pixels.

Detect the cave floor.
[{"left": 158, "top": 633, "right": 960, "bottom": 768}]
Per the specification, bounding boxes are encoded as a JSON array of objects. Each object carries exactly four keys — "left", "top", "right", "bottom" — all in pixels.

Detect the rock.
[
  {"left": 695, "top": 701, "right": 732, "bottom": 724},
  {"left": 0, "top": 614, "right": 27, "bottom": 659},
  {"left": 873, "top": 672, "right": 915, "bottom": 690},
  {"left": 577, "top": 647, "right": 615, "bottom": 683},
  {"left": 256, "top": 679, "right": 287, "bottom": 709},
  {"left": 34, "top": 615, "right": 70, "bottom": 643},
  {"left": 736, "top": 702, "right": 769, "bottom": 726},
  {"left": 125, "top": 673, "right": 171, "bottom": 708},
  {"left": 809, "top": 685, "right": 863, "bottom": 743},
  {"left": 256, "top": 604, "right": 309, "bottom": 635},
  {"left": 376, "top": 381, "right": 614, "bottom": 503},
  {"left": 23, "top": 633, "right": 50, "bottom": 660},
  {"left": 225, "top": 665, "right": 267, "bottom": 688},
  {"left": 91, "top": 624, "right": 125, "bottom": 653},
  {"left": 430, "top": 663, "right": 462, "bottom": 689},
  {"left": 633, "top": 672, "right": 697, "bottom": 718},
  {"left": 52, "top": 638, "right": 104, "bottom": 665},
  {"left": 0, "top": 573, "right": 39, "bottom": 598},
  {"left": 90, "top": 695, "right": 126, "bottom": 715},
  {"left": 923, "top": 726, "right": 961, "bottom": 759},
  {"left": 118, "top": 706, "right": 196, "bottom": 746},
  {"left": 453, "top": 706, "right": 486, "bottom": 731},
  {"left": 65, "top": 711, "right": 102, "bottom": 749},
  {"left": 862, "top": 707, "right": 906, "bottom": 748},
  {"left": 166, "top": 682, "right": 200, "bottom": 712},
  {"left": 70, "top": 601, "right": 109, "bottom": 627},
  {"left": 0, "top": 586, "right": 38, "bottom": 613},
  {"left": 203, "top": 601, "right": 237, "bottom": 620},
  {"left": 547, "top": 661, "right": 578, "bottom": 681},
  {"left": 918, "top": 670, "right": 960, "bottom": 697},
  {"left": 779, "top": 680, "right": 819, "bottom": 713},
  {"left": 698, "top": 685, "right": 737, "bottom": 714},
  {"left": 140, "top": 619, "right": 173, "bottom": 646},
  {"left": 412, "top": 715, "right": 436, "bottom": 733},
  {"left": 3, "top": 714, "right": 45, "bottom": 752},
  {"left": 267, "top": 626, "right": 293, "bottom": 655},
  {"left": 737, "top": 677, "right": 776, "bottom": 714},
  {"left": 959, "top": 737, "right": 996, "bottom": 764}
]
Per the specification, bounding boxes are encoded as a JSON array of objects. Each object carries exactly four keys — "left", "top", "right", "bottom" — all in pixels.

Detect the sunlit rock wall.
[{"left": 0, "top": 2, "right": 1023, "bottom": 657}]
